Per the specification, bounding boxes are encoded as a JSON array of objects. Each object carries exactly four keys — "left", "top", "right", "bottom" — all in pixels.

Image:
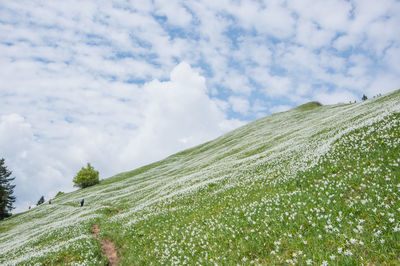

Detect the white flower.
[
  {"left": 344, "top": 250, "right": 353, "bottom": 256},
  {"left": 321, "top": 260, "right": 328, "bottom": 266},
  {"left": 306, "top": 259, "right": 313, "bottom": 265}
]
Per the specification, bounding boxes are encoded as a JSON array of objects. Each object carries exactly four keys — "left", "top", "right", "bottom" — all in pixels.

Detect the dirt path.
[{"left": 92, "top": 224, "right": 119, "bottom": 266}]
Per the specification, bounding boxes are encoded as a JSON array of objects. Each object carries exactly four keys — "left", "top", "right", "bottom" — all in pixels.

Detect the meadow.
[{"left": 0, "top": 90, "right": 399, "bottom": 265}]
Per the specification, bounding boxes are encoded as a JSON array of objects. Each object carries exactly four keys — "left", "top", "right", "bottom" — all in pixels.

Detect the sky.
[{"left": 1, "top": 0, "right": 399, "bottom": 213}]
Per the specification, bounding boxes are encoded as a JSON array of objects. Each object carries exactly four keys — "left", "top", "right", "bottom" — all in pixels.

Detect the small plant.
[{"left": 73, "top": 163, "right": 99, "bottom": 189}]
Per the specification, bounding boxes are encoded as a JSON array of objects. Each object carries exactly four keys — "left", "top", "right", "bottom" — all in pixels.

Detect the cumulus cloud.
[
  {"left": 315, "top": 90, "right": 358, "bottom": 105},
  {"left": 229, "top": 96, "right": 250, "bottom": 115},
  {"left": 120, "top": 62, "right": 243, "bottom": 168},
  {"left": 0, "top": 114, "right": 64, "bottom": 211},
  {"left": 0, "top": 114, "right": 34, "bottom": 160},
  {"left": 295, "top": 19, "right": 335, "bottom": 49},
  {"left": 288, "top": 0, "right": 352, "bottom": 31},
  {"left": 154, "top": 0, "right": 193, "bottom": 27},
  {"left": 269, "top": 105, "right": 293, "bottom": 114},
  {"left": 231, "top": 0, "right": 295, "bottom": 38}
]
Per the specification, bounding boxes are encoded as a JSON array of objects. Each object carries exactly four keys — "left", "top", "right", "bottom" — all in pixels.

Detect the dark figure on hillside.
[
  {"left": 362, "top": 94, "right": 368, "bottom": 101},
  {"left": 80, "top": 199, "right": 84, "bottom": 207},
  {"left": 49, "top": 199, "right": 52, "bottom": 204}
]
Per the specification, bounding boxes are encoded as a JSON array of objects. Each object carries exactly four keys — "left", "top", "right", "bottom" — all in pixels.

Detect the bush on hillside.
[
  {"left": 36, "top": 195, "right": 45, "bottom": 206},
  {"left": 73, "top": 163, "right": 99, "bottom": 189},
  {"left": 362, "top": 94, "right": 368, "bottom": 101}
]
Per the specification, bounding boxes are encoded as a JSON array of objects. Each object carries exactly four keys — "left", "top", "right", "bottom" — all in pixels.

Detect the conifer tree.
[
  {"left": 362, "top": 94, "right": 368, "bottom": 101},
  {"left": 36, "top": 195, "right": 45, "bottom": 206},
  {"left": 0, "top": 158, "right": 16, "bottom": 220}
]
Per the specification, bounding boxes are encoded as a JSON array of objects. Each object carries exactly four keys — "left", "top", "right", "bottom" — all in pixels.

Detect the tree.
[
  {"left": 0, "top": 158, "right": 16, "bottom": 220},
  {"left": 362, "top": 94, "right": 368, "bottom": 101},
  {"left": 36, "top": 195, "right": 45, "bottom": 206},
  {"left": 73, "top": 163, "right": 99, "bottom": 189}
]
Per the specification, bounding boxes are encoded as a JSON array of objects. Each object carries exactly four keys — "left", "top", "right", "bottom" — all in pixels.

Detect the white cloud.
[
  {"left": 288, "top": 0, "right": 352, "bottom": 31},
  {"left": 230, "top": 0, "right": 295, "bottom": 38},
  {"left": 229, "top": 96, "right": 250, "bottom": 115},
  {"left": 236, "top": 40, "right": 272, "bottom": 68},
  {"left": 295, "top": 19, "right": 335, "bottom": 49},
  {"left": 333, "top": 0, "right": 400, "bottom": 55},
  {"left": 0, "top": 114, "right": 34, "bottom": 160},
  {"left": 384, "top": 46, "right": 400, "bottom": 74},
  {"left": 366, "top": 73, "right": 400, "bottom": 96},
  {"left": 315, "top": 90, "right": 358, "bottom": 105},
  {"left": 348, "top": 54, "right": 373, "bottom": 77},
  {"left": 120, "top": 62, "right": 243, "bottom": 167},
  {"left": 154, "top": 0, "right": 192, "bottom": 27},
  {"left": 251, "top": 68, "right": 293, "bottom": 98},
  {"left": 333, "top": 34, "right": 358, "bottom": 51},
  {"left": 222, "top": 72, "right": 253, "bottom": 95},
  {"left": 269, "top": 105, "right": 292, "bottom": 114},
  {"left": 0, "top": 114, "right": 63, "bottom": 212},
  {"left": 265, "top": 75, "right": 293, "bottom": 97}
]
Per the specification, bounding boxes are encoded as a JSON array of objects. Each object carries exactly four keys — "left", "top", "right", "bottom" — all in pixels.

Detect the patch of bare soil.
[
  {"left": 92, "top": 224, "right": 100, "bottom": 236},
  {"left": 92, "top": 224, "right": 120, "bottom": 266}
]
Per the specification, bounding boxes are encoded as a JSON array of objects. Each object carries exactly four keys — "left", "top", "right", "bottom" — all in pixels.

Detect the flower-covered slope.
[{"left": 0, "top": 90, "right": 399, "bottom": 265}]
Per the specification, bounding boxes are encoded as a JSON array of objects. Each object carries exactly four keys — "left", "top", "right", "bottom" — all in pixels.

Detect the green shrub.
[
  {"left": 36, "top": 195, "right": 45, "bottom": 206},
  {"left": 72, "top": 163, "right": 99, "bottom": 189}
]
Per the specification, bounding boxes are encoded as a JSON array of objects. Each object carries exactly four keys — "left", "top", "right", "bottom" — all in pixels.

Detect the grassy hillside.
[{"left": 1, "top": 90, "right": 399, "bottom": 265}]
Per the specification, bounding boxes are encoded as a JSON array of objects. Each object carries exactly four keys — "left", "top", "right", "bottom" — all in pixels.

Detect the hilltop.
[{"left": 0, "top": 90, "right": 399, "bottom": 265}]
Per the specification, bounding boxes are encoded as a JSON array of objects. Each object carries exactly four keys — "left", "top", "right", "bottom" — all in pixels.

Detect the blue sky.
[{"left": 1, "top": 0, "right": 399, "bottom": 212}]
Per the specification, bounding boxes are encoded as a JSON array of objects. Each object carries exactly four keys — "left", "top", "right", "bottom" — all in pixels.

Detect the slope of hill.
[{"left": 1, "top": 90, "right": 399, "bottom": 265}]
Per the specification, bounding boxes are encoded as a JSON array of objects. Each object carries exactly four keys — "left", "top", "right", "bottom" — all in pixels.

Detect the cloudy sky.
[{"left": 1, "top": 0, "right": 399, "bottom": 212}]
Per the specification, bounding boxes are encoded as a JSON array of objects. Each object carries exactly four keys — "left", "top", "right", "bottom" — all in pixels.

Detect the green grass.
[
  {"left": 105, "top": 112, "right": 399, "bottom": 265},
  {"left": 0, "top": 90, "right": 399, "bottom": 265},
  {"left": 295, "top": 101, "right": 323, "bottom": 111}
]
